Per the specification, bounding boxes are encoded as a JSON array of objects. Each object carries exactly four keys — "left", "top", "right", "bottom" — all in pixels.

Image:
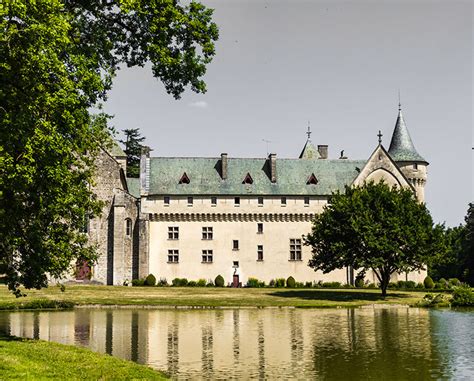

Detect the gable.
[{"left": 352, "top": 145, "right": 413, "bottom": 190}]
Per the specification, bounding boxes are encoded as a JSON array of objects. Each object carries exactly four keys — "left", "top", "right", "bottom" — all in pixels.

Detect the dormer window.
[
  {"left": 242, "top": 173, "right": 253, "bottom": 185},
  {"left": 306, "top": 173, "right": 318, "bottom": 185},
  {"left": 179, "top": 172, "right": 190, "bottom": 184}
]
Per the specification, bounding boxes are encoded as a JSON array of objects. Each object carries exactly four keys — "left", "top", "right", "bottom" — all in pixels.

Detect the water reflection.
[{"left": 2, "top": 308, "right": 474, "bottom": 380}]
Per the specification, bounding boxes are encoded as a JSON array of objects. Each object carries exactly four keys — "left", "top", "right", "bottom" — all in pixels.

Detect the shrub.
[
  {"left": 197, "top": 279, "right": 207, "bottom": 287},
  {"left": 295, "top": 282, "right": 305, "bottom": 288},
  {"left": 132, "top": 278, "right": 145, "bottom": 287},
  {"left": 258, "top": 281, "right": 266, "bottom": 288},
  {"left": 367, "top": 283, "right": 376, "bottom": 289},
  {"left": 305, "top": 281, "right": 313, "bottom": 288},
  {"left": 397, "top": 280, "right": 407, "bottom": 289},
  {"left": 157, "top": 278, "right": 168, "bottom": 287},
  {"left": 416, "top": 282, "right": 424, "bottom": 289},
  {"left": 355, "top": 277, "right": 365, "bottom": 288},
  {"left": 438, "top": 278, "right": 448, "bottom": 288},
  {"left": 286, "top": 276, "right": 296, "bottom": 288},
  {"left": 188, "top": 280, "right": 197, "bottom": 287},
  {"left": 424, "top": 276, "right": 435, "bottom": 289},
  {"left": 451, "top": 286, "right": 474, "bottom": 307},
  {"left": 449, "top": 278, "right": 461, "bottom": 287},
  {"left": 322, "top": 282, "right": 342, "bottom": 288},
  {"left": 417, "top": 293, "right": 450, "bottom": 307},
  {"left": 172, "top": 278, "right": 188, "bottom": 287},
  {"left": 206, "top": 279, "right": 214, "bottom": 287},
  {"left": 269, "top": 279, "right": 276, "bottom": 287},
  {"left": 275, "top": 278, "right": 286, "bottom": 288},
  {"left": 388, "top": 282, "right": 398, "bottom": 289},
  {"left": 215, "top": 275, "right": 225, "bottom": 287},
  {"left": 405, "top": 281, "right": 416, "bottom": 289},
  {"left": 247, "top": 277, "right": 260, "bottom": 288},
  {"left": 435, "top": 282, "right": 445, "bottom": 289},
  {"left": 144, "top": 274, "right": 156, "bottom": 286}
]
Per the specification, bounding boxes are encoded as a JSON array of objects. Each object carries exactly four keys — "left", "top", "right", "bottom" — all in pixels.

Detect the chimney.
[
  {"left": 269, "top": 153, "right": 277, "bottom": 183},
  {"left": 317, "top": 145, "right": 328, "bottom": 159},
  {"left": 221, "top": 153, "right": 228, "bottom": 180},
  {"left": 140, "top": 146, "right": 151, "bottom": 195}
]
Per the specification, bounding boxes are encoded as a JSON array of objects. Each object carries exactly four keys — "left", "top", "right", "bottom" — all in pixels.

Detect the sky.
[{"left": 104, "top": 0, "right": 473, "bottom": 227}]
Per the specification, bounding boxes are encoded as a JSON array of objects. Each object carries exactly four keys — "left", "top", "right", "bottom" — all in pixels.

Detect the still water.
[{"left": 0, "top": 307, "right": 473, "bottom": 380}]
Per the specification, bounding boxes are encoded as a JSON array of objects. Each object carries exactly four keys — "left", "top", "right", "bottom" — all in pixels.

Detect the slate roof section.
[
  {"left": 108, "top": 140, "right": 126, "bottom": 158},
  {"left": 147, "top": 157, "right": 366, "bottom": 196},
  {"left": 126, "top": 177, "right": 140, "bottom": 198},
  {"left": 388, "top": 110, "right": 427, "bottom": 163},
  {"left": 299, "top": 140, "right": 320, "bottom": 159}
]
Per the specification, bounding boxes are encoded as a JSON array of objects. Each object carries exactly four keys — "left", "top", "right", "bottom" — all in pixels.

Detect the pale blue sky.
[{"left": 104, "top": 0, "right": 473, "bottom": 226}]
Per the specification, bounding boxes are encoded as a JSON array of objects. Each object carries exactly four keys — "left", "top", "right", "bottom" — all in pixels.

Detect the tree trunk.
[{"left": 380, "top": 272, "right": 390, "bottom": 298}]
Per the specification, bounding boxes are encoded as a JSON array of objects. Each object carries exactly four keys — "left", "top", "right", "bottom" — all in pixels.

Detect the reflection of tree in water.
[
  {"left": 201, "top": 325, "right": 214, "bottom": 379},
  {"left": 257, "top": 318, "right": 265, "bottom": 380},
  {"left": 105, "top": 311, "right": 113, "bottom": 355},
  {"left": 233, "top": 310, "right": 240, "bottom": 364},
  {"left": 131, "top": 311, "right": 139, "bottom": 362},
  {"left": 290, "top": 309, "right": 304, "bottom": 369},
  {"left": 74, "top": 310, "right": 91, "bottom": 346},
  {"left": 309, "top": 309, "right": 441, "bottom": 380},
  {"left": 167, "top": 322, "right": 179, "bottom": 375}
]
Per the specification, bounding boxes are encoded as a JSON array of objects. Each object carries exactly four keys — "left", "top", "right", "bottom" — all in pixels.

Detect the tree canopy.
[
  {"left": 304, "top": 182, "right": 445, "bottom": 296},
  {"left": 0, "top": 0, "right": 218, "bottom": 295},
  {"left": 119, "top": 128, "right": 145, "bottom": 178}
]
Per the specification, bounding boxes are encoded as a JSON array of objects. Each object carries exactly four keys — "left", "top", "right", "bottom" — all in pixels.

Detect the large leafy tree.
[
  {"left": 119, "top": 128, "right": 145, "bottom": 178},
  {"left": 0, "top": 1, "right": 218, "bottom": 295},
  {"left": 304, "top": 182, "right": 445, "bottom": 296}
]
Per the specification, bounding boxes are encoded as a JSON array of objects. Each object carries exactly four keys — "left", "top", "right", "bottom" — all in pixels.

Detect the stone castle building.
[{"left": 80, "top": 106, "right": 428, "bottom": 286}]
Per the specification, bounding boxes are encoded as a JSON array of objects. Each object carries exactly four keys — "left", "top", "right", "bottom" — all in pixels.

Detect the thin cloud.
[{"left": 189, "top": 101, "right": 208, "bottom": 108}]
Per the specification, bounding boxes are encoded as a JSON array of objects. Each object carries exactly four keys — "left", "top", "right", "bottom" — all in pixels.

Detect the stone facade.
[{"left": 86, "top": 107, "right": 429, "bottom": 286}]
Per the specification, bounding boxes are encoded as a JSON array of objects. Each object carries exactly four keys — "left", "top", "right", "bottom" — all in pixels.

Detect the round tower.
[{"left": 387, "top": 104, "right": 428, "bottom": 203}]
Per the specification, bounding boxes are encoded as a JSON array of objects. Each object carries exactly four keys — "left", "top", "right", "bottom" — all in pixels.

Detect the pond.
[{"left": 0, "top": 307, "right": 473, "bottom": 380}]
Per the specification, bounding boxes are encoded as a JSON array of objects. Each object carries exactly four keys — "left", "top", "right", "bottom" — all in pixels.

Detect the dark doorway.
[{"left": 232, "top": 274, "right": 240, "bottom": 288}]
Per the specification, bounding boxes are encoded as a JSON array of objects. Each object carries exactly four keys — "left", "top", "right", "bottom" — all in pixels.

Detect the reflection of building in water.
[{"left": 5, "top": 308, "right": 440, "bottom": 379}]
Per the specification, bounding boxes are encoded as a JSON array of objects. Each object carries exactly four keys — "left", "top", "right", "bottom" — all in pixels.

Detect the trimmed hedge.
[
  {"left": 286, "top": 276, "right": 296, "bottom": 288},
  {"left": 215, "top": 275, "right": 225, "bottom": 287}
]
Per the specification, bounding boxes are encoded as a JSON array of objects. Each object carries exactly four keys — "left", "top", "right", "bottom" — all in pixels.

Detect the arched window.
[{"left": 125, "top": 218, "right": 132, "bottom": 236}]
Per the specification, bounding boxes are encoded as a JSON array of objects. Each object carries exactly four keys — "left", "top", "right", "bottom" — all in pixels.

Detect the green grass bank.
[
  {"left": 0, "top": 284, "right": 427, "bottom": 309},
  {"left": 0, "top": 335, "right": 168, "bottom": 380}
]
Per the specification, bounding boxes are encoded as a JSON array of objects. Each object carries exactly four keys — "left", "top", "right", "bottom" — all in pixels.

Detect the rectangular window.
[
  {"left": 233, "top": 240, "right": 239, "bottom": 250},
  {"left": 187, "top": 196, "right": 193, "bottom": 206},
  {"left": 164, "top": 196, "right": 170, "bottom": 205},
  {"left": 258, "top": 197, "right": 264, "bottom": 206},
  {"left": 257, "top": 245, "right": 263, "bottom": 261},
  {"left": 304, "top": 196, "right": 310, "bottom": 206},
  {"left": 168, "top": 226, "right": 179, "bottom": 240},
  {"left": 168, "top": 249, "right": 179, "bottom": 263},
  {"left": 202, "top": 249, "right": 213, "bottom": 263},
  {"left": 202, "top": 226, "right": 213, "bottom": 240},
  {"left": 289, "top": 239, "right": 302, "bottom": 261},
  {"left": 234, "top": 197, "right": 240, "bottom": 206},
  {"left": 257, "top": 223, "right": 263, "bottom": 234},
  {"left": 211, "top": 196, "right": 217, "bottom": 206},
  {"left": 413, "top": 163, "right": 418, "bottom": 170},
  {"left": 281, "top": 196, "right": 287, "bottom": 206}
]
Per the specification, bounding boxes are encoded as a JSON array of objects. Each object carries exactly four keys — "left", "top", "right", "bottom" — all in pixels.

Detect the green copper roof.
[
  {"left": 108, "top": 140, "right": 126, "bottom": 158},
  {"left": 388, "top": 110, "right": 427, "bottom": 163},
  {"left": 148, "top": 157, "right": 366, "bottom": 196},
  {"left": 299, "top": 140, "right": 320, "bottom": 159},
  {"left": 126, "top": 177, "right": 140, "bottom": 198}
]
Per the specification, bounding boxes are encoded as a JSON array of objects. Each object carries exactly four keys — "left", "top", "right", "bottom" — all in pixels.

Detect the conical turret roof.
[
  {"left": 388, "top": 108, "right": 427, "bottom": 163},
  {"left": 299, "top": 140, "right": 320, "bottom": 159}
]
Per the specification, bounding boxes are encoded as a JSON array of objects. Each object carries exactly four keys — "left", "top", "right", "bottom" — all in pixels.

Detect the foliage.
[
  {"left": 305, "top": 282, "right": 313, "bottom": 288},
  {"left": 206, "top": 280, "right": 214, "bottom": 287},
  {"left": 321, "top": 282, "right": 342, "bottom": 288},
  {"left": 449, "top": 278, "right": 461, "bottom": 287},
  {"left": 119, "top": 128, "right": 145, "bottom": 178},
  {"left": 157, "top": 278, "right": 168, "bottom": 287},
  {"left": 451, "top": 286, "right": 474, "bottom": 307},
  {"left": 197, "top": 279, "right": 207, "bottom": 287},
  {"left": 214, "top": 275, "right": 224, "bottom": 287},
  {"left": 0, "top": 0, "right": 218, "bottom": 295},
  {"left": 131, "top": 279, "right": 145, "bottom": 287},
  {"left": 286, "top": 276, "right": 296, "bottom": 288},
  {"left": 305, "top": 182, "right": 445, "bottom": 296},
  {"left": 171, "top": 278, "right": 188, "bottom": 287},
  {"left": 187, "top": 280, "right": 197, "bottom": 287},
  {"left": 424, "top": 276, "right": 435, "bottom": 289},
  {"left": 144, "top": 274, "right": 156, "bottom": 287},
  {"left": 246, "top": 278, "right": 260, "bottom": 288},
  {"left": 355, "top": 272, "right": 365, "bottom": 288},
  {"left": 275, "top": 278, "right": 286, "bottom": 288},
  {"left": 416, "top": 293, "right": 450, "bottom": 308}
]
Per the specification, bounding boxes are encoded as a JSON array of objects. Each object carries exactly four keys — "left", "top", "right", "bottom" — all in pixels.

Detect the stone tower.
[{"left": 388, "top": 104, "right": 428, "bottom": 202}]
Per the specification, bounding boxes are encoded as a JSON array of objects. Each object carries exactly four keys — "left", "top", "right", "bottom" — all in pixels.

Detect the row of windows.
[
  {"left": 168, "top": 225, "right": 264, "bottom": 240},
  {"left": 166, "top": 239, "right": 302, "bottom": 263},
  {"left": 164, "top": 196, "right": 312, "bottom": 207}
]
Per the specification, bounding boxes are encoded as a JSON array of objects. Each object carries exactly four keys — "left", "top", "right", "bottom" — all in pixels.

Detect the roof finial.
[
  {"left": 378, "top": 130, "right": 383, "bottom": 144},
  {"left": 306, "top": 121, "right": 312, "bottom": 141},
  {"left": 398, "top": 89, "right": 402, "bottom": 111}
]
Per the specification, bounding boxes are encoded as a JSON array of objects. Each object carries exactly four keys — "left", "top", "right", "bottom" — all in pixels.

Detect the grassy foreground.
[
  {"left": 0, "top": 335, "right": 167, "bottom": 380},
  {"left": 0, "top": 284, "right": 427, "bottom": 309}
]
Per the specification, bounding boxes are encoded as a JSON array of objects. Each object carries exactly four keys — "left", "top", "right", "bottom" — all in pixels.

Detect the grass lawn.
[
  {"left": 0, "top": 284, "right": 428, "bottom": 309},
  {"left": 0, "top": 334, "right": 168, "bottom": 380}
]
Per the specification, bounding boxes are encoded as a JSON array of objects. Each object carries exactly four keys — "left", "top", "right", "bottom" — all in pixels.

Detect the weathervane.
[
  {"left": 306, "top": 121, "right": 311, "bottom": 141},
  {"left": 377, "top": 130, "right": 383, "bottom": 144},
  {"left": 262, "top": 139, "right": 271, "bottom": 156},
  {"left": 398, "top": 89, "right": 402, "bottom": 111}
]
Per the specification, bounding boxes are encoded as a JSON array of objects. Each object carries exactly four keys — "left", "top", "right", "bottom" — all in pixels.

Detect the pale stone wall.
[{"left": 144, "top": 195, "right": 349, "bottom": 285}]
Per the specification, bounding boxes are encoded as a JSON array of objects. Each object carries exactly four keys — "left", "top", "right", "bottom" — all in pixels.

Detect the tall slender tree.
[
  {"left": 120, "top": 128, "right": 145, "bottom": 178},
  {"left": 1, "top": 1, "right": 218, "bottom": 295}
]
